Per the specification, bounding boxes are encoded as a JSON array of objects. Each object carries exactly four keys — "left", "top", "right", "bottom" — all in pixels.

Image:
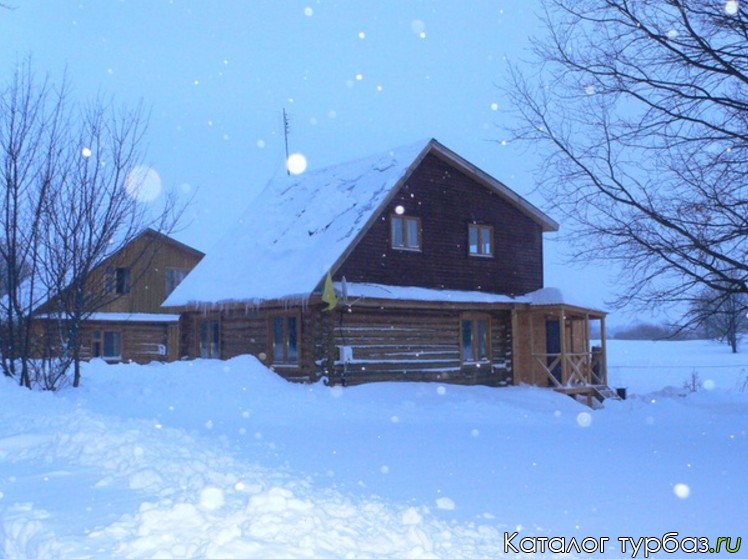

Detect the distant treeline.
[{"left": 612, "top": 323, "right": 715, "bottom": 341}]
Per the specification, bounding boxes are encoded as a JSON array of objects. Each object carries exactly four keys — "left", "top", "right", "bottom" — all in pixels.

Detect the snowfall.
[{"left": 1, "top": 340, "right": 746, "bottom": 558}]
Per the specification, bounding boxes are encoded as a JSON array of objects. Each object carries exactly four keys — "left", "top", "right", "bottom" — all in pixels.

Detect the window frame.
[
  {"left": 198, "top": 318, "right": 220, "bottom": 359},
  {"left": 92, "top": 329, "right": 123, "bottom": 362},
  {"left": 166, "top": 267, "right": 189, "bottom": 296},
  {"left": 269, "top": 312, "right": 301, "bottom": 368},
  {"left": 468, "top": 223, "right": 494, "bottom": 258},
  {"left": 390, "top": 214, "right": 422, "bottom": 252},
  {"left": 460, "top": 313, "right": 491, "bottom": 364},
  {"left": 116, "top": 267, "right": 131, "bottom": 294}
]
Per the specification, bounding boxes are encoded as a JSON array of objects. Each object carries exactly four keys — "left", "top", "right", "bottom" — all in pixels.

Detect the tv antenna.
[{"left": 283, "top": 108, "right": 290, "bottom": 176}]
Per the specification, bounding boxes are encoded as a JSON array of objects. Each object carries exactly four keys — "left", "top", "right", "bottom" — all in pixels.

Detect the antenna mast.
[{"left": 282, "top": 108, "right": 290, "bottom": 176}]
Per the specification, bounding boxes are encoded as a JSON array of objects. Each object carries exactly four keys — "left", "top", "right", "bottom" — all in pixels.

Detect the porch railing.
[{"left": 532, "top": 352, "right": 604, "bottom": 388}]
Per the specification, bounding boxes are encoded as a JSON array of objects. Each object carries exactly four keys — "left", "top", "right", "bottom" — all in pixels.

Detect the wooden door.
[{"left": 546, "top": 319, "right": 562, "bottom": 385}]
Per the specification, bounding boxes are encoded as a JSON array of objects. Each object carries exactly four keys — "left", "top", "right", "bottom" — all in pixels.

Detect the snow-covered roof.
[
  {"left": 1, "top": 279, "right": 45, "bottom": 314},
  {"left": 525, "top": 287, "right": 567, "bottom": 306},
  {"left": 85, "top": 312, "right": 181, "bottom": 323},
  {"left": 338, "top": 282, "right": 520, "bottom": 305},
  {"left": 337, "top": 283, "right": 605, "bottom": 314},
  {"left": 164, "top": 138, "right": 558, "bottom": 307},
  {"left": 37, "top": 312, "right": 181, "bottom": 323},
  {"left": 525, "top": 287, "right": 605, "bottom": 314}
]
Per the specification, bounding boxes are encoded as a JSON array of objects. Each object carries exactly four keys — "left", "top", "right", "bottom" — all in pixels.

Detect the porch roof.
[
  {"left": 336, "top": 282, "right": 521, "bottom": 305},
  {"left": 336, "top": 282, "right": 605, "bottom": 315},
  {"left": 525, "top": 287, "right": 607, "bottom": 318}
]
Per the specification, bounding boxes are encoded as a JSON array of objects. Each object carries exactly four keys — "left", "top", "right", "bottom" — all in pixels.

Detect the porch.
[{"left": 513, "top": 295, "right": 614, "bottom": 404}]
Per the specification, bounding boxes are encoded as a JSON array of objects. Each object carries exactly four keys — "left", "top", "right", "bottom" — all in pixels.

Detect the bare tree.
[
  {"left": 0, "top": 64, "right": 67, "bottom": 387},
  {"left": 38, "top": 99, "right": 181, "bottom": 388},
  {"left": 0, "top": 62, "right": 182, "bottom": 389},
  {"left": 506, "top": 1, "right": 747, "bottom": 326},
  {"left": 690, "top": 288, "right": 747, "bottom": 353}
]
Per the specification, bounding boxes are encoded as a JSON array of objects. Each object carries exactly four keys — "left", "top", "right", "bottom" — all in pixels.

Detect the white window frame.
[
  {"left": 468, "top": 224, "right": 494, "bottom": 258},
  {"left": 391, "top": 215, "right": 421, "bottom": 251}
]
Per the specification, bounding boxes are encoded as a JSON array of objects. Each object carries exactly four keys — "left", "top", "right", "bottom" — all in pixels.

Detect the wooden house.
[
  {"left": 35, "top": 229, "right": 204, "bottom": 363},
  {"left": 164, "top": 139, "right": 612, "bottom": 400}
]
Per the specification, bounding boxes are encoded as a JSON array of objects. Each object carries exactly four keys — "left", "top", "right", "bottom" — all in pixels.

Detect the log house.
[
  {"left": 34, "top": 229, "right": 204, "bottom": 363},
  {"left": 165, "top": 139, "right": 613, "bottom": 401}
]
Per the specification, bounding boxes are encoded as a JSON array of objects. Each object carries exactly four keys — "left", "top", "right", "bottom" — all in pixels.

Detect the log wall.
[
  {"left": 179, "top": 303, "right": 515, "bottom": 387},
  {"left": 81, "top": 321, "right": 173, "bottom": 364},
  {"left": 328, "top": 305, "right": 513, "bottom": 386},
  {"left": 179, "top": 305, "right": 323, "bottom": 382}
]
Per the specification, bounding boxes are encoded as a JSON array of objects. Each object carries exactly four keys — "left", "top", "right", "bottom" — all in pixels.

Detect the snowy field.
[{"left": 1, "top": 339, "right": 746, "bottom": 558}]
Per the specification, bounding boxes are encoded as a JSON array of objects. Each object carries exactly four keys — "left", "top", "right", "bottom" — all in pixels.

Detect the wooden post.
[
  {"left": 600, "top": 315, "right": 608, "bottom": 385},
  {"left": 528, "top": 310, "right": 535, "bottom": 386},
  {"left": 167, "top": 323, "right": 180, "bottom": 362},
  {"left": 558, "top": 308, "right": 567, "bottom": 385},
  {"left": 584, "top": 313, "right": 590, "bottom": 383},
  {"left": 584, "top": 313, "right": 590, "bottom": 352},
  {"left": 315, "top": 306, "right": 337, "bottom": 383},
  {"left": 511, "top": 308, "right": 519, "bottom": 386}
]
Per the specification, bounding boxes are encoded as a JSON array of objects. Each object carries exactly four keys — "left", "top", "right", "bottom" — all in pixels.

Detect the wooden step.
[
  {"left": 554, "top": 384, "right": 621, "bottom": 408},
  {"left": 591, "top": 385, "right": 621, "bottom": 402}
]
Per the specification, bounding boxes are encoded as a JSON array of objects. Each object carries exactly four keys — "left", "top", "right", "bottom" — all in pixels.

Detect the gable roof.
[
  {"left": 164, "top": 138, "right": 558, "bottom": 307},
  {"left": 33, "top": 228, "right": 204, "bottom": 315},
  {"left": 133, "top": 228, "right": 206, "bottom": 260}
]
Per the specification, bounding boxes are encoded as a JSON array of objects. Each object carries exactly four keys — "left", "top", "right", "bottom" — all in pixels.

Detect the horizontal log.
[{"left": 330, "top": 366, "right": 511, "bottom": 387}]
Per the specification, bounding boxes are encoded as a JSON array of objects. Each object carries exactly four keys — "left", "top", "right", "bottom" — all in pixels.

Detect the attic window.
[
  {"left": 391, "top": 215, "right": 421, "bottom": 251},
  {"left": 105, "top": 266, "right": 131, "bottom": 294},
  {"left": 166, "top": 267, "right": 189, "bottom": 295},
  {"left": 116, "top": 268, "right": 131, "bottom": 294},
  {"left": 468, "top": 224, "right": 494, "bottom": 257}
]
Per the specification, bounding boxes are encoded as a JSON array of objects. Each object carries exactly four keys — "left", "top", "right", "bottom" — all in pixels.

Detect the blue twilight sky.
[{"left": 0, "top": 1, "right": 631, "bottom": 324}]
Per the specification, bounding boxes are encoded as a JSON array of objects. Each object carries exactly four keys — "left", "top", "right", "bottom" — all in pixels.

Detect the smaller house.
[
  {"left": 35, "top": 229, "right": 204, "bottom": 363},
  {"left": 164, "top": 139, "right": 613, "bottom": 402}
]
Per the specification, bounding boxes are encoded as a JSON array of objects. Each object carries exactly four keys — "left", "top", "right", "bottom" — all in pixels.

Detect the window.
[
  {"left": 166, "top": 268, "right": 189, "bottom": 295},
  {"left": 106, "top": 266, "right": 131, "bottom": 294},
  {"left": 270, "top": 315, "right": 299, "bottom": 365},
  {"left": 391, "top": 215, "right": 421, "bottom": 250},
  {"left": 468, "top": 224, "right": 494, "bottom": 257},
  {"left": 461, "top": 315, "right": 490, "bottom": 363},
  {"left": 116, "top": 268, "right": 131, "bottom": 294},
  {"left": 92, "top": 330, "right": 122, "bottom": 361},
  {"left": 199, "top": 319, "right": 220, "bottom": 358}
]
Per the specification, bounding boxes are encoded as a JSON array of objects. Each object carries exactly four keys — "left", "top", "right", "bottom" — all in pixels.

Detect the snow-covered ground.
[{"left": 1, "top": 339, "right": 746, "bottom": 558}]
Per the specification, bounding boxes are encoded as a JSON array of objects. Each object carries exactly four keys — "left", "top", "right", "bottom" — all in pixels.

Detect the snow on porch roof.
[
  {"left": 525, "top": 287, "right": 607, "bottom": 315},
  {"left": 164, "top": 138, "right": 558, "bottom": 307},
  {"left": 337, "top": 282, "right": 521, "bottom": 304},
  {"left": 336, "top": 283, "right": 605, "bottom": 314}
]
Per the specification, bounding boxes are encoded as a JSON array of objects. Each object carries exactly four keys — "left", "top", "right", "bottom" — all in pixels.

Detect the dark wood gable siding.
[{"left": 335, "top": 153, "right": 544, "bottom": 295}]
